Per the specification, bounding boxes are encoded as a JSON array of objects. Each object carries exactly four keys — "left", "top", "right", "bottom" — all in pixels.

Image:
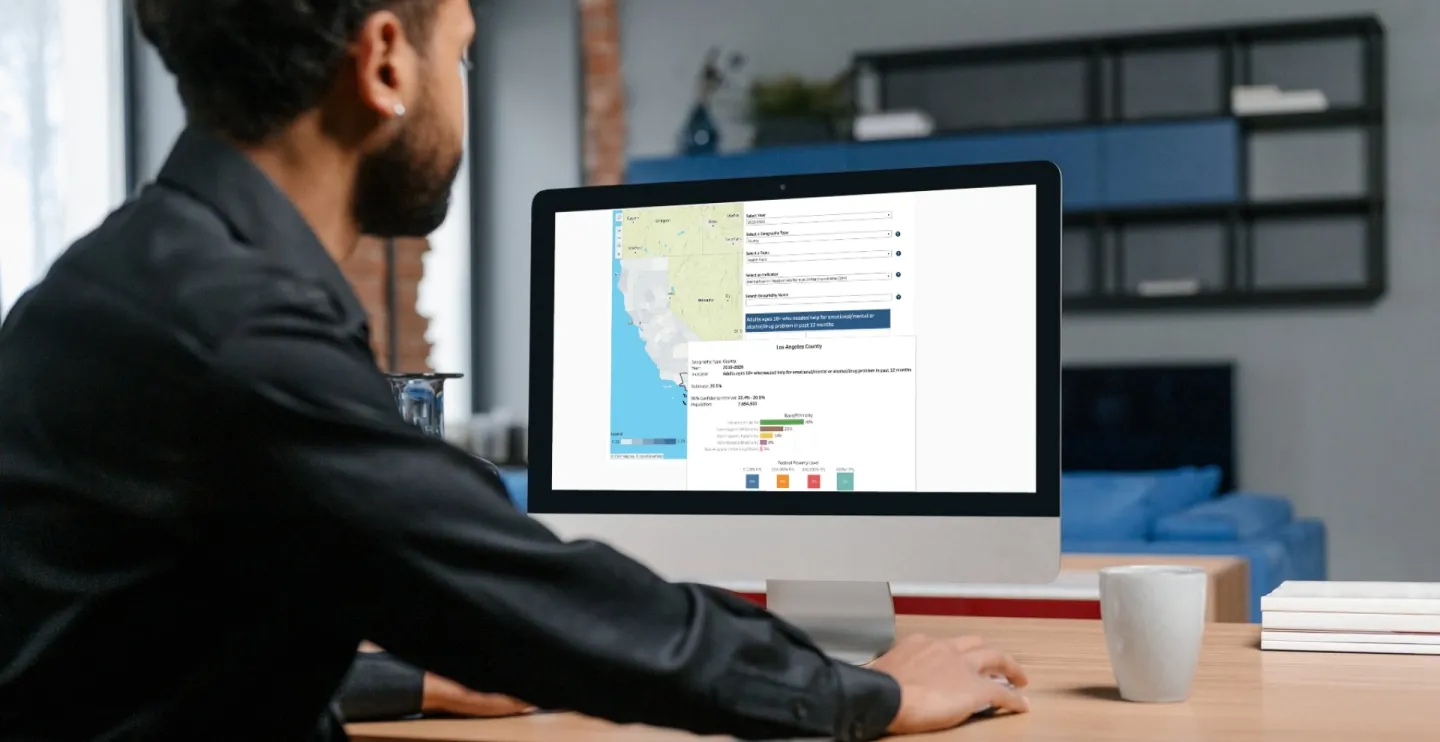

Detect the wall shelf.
[
  {"left": 1065, "top": 287, "right": 1383, "bottom": 313},
  {"left": 1239, "top": 106, "right": 1379, "bottom": 131},
  {"left": 626, "top": 16, "right": 1386, "bottom": 314},
  {"left": 1064, "top": 197, "right": 1376, "bottom": 224}
]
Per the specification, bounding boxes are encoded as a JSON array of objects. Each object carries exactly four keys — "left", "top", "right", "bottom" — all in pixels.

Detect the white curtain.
[{"left": 0, "top": 0, "right": 127, "bottom": 319}]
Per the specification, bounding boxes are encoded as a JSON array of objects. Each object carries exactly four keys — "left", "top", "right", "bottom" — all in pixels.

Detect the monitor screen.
[{"left": 548, "top": 185, "right": 1038, "bottom": 496}]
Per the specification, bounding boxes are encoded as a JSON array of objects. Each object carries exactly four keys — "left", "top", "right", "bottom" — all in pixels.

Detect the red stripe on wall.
[{"left": 733, "top": 592, "right": 1101, "bottom": 620}]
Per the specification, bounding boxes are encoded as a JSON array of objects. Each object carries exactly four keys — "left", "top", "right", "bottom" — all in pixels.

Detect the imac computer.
[{"left": 529, "top": 162, "right": 1061, "bottom": 662}]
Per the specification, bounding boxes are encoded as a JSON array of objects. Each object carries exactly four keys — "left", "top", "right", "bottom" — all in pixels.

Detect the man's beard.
[{"left": 353, "top": 103, "right": 462, "bottom": 238}]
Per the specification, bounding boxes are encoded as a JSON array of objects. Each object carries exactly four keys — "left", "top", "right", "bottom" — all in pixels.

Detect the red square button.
[{"left": 807, "top": 474, "right": 821, "bottom": 489}]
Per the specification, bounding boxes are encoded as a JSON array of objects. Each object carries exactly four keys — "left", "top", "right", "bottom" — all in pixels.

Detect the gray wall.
[
  {"left": 473, "top": 0, "right": 580, "bottom": 413},
  {"left": 617, "top": 0, "right": 1440, "bottom": 581},
  {"left": 131, "top": 35, "right": 185, "bottom": 182}
]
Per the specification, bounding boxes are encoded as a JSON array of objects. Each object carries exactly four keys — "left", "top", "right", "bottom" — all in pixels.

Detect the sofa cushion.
[
  {"left": 1061, "top": 475, "right": 1154, "bottom": 540},
  {"left": 1145, "top": 465, "right": 1223, "bottom": 517},
  {"left": 1064, "top": 466, "right": 1222, "bottom": 524},
  {"left": 1153, "top": 492, "right": 1293, "bottom": 542}
]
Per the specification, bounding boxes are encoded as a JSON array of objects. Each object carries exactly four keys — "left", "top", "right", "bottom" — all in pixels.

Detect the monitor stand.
[{"left": 765, "top": 579, "right": 895, "bottom": 665}]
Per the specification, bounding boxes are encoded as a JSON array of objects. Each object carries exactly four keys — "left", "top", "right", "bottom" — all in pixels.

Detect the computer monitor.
[{"left": 529, "top": 162, "right": 1060, "bottom": 661}]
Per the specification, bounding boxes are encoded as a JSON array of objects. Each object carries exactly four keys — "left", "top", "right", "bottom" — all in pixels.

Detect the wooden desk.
[{"left": 350, "top": 615, "right": 1440, "bottom": 741}]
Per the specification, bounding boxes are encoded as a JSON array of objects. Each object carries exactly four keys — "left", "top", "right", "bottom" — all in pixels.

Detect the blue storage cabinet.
[{"left": 626, "top": 118, "right": 1242, "bottom": 213}]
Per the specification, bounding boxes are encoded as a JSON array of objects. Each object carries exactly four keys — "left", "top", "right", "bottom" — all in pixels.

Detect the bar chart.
[
  {"left": 758, "top": 417, "right": 808, "bottom": 450},
  {"left": 685, "top": 335, "right": 916, "bottom": 492}
]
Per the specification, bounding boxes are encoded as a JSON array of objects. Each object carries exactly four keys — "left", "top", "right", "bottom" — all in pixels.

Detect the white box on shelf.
[
  {"left": 853, "top": 110, "right": 936, "bottom": 141},
  {"left": 1231, "top": 85, "right": 1330, "bottom": 116}
]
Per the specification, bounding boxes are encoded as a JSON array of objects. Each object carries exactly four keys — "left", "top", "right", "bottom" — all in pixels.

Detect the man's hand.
[
  {"left": 421, "top": 673, "right": 536, "bottom": 718},
  {"left": 869, "top": 634, "right": 1030, "bottom": 735}
]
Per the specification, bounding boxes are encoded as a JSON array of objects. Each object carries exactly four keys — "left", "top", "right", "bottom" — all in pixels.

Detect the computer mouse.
[{"left": 972, "top": 676, "right": 1016, "bottom": 719}]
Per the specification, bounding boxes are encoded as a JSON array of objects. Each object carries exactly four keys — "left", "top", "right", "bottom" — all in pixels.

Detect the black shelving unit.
[{"left": 854, "top": 16, "right": 1387, "bottom": 312}]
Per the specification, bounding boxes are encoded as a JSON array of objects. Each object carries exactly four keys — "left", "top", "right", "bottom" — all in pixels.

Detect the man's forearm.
[{"left": 334, "top": 651, "right": 425, "bottom": 722}]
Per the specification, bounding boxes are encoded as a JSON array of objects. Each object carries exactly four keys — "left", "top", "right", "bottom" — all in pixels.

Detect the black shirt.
[
  {"left": 334, "top": 652, "right": 423, "bottom": 723},
  {"left": 0, "top": 128, "right": 901, "bottom": 741}
]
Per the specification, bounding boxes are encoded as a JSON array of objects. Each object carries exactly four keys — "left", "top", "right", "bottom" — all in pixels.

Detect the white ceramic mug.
[{"left": 1098, "top": 565, "right": 1207, "bottom": 703}]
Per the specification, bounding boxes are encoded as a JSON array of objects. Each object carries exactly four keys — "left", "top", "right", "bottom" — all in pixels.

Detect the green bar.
[{"left": 759, "top": 419, "right": 805, "bottom": 426}]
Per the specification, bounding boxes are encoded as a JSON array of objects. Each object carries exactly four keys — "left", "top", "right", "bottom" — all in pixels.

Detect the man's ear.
[{"left": 350, "top": 10, "right": 418, "bottom": 121}]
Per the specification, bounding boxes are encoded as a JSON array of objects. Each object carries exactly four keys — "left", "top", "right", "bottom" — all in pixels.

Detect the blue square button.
[{"left": 745, "top": 474, "right": 760, "bottom": 489}]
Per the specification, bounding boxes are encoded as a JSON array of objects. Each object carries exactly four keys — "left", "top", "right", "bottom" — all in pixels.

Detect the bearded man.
[{"left": 0, "top": 2, "right": 1028, "bottom": 740}]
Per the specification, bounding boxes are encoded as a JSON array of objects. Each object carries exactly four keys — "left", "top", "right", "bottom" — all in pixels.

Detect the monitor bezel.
[{"left": 528, "top": 161, "right": 1061, "bottom": 518}]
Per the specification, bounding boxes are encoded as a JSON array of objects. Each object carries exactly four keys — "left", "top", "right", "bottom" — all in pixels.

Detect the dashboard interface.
[{"left": 550, "top": 185, "right": 1038, "bottom": 495}]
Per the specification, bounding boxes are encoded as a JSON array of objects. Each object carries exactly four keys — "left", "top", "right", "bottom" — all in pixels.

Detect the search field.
[
  {"left": 745, "top": 210, "right": 893, "bottom": 227},
  {"left": 747, "top": 249, "right": 893, "bottom": 264},
  {"left": 746, "top": 294, "right": 893, "bottom": 308},
  {"left": 746, "top": 271, "right": 894, "bottom": 286},
  {"left": 747, "top": 229, "right": 896, "bottom": 245}
]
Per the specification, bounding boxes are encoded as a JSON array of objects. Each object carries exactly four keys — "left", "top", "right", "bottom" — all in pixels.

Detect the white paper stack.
[{"left": 1261, "top": 581, "right": 1440, "bottom": 655}]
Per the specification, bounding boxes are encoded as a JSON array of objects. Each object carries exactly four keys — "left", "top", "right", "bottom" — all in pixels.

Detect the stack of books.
[{"left": 1261, "top": 581, "right": 1440, "bottom": 655}]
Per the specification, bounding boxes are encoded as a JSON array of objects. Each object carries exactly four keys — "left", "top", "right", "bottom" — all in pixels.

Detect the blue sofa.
[
  {"left": 496, "top": 466, "right": 1323, "bottom": 622},
  {"left": 1061, "top": 466, "right": 1325, "bottom": 621}
]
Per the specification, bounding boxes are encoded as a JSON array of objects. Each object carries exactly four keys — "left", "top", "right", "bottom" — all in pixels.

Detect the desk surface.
[{"left": 349, "top": 615, "right": 1440, "bottom": 741}]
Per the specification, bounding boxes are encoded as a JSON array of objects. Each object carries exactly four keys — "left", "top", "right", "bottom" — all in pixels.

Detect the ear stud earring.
[{"left": 393, "top": 102, "right": 406, "bottom": 117}]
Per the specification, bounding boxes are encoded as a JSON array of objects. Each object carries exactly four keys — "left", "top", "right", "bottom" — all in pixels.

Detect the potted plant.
[{"left": 747, "top": 69, "right": 853, "bottom": 147}]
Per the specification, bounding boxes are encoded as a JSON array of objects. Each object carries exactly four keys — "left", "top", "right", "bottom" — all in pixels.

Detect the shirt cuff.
[
  {"left": 334, "top": 652, "right": 426, "bottom": 722},
  {"left": 830, "top": 662, "right": 902, "bottom": 742}
]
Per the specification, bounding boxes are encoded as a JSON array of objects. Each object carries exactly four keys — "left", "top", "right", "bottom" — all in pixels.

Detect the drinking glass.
[{"left": 387, "top": 373, "right": 463, "bottom": 439}]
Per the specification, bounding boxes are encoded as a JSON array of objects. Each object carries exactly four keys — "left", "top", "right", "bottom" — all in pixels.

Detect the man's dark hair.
[{"left": 134, "top": 0, "right": 440, "bottom": 144}]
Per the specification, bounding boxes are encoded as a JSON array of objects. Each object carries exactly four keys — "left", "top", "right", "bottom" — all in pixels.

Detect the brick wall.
[
  {"left": 579, "top": 0, "right": 626, "bottom": 185},
  {"left": 340, "top": 236, "right": 432, "bottom": 373}
]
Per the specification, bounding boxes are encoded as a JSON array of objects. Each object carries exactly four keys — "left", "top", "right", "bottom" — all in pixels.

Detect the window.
[{"left": 0, "top": 0, "right": 127, "bottom": 318}]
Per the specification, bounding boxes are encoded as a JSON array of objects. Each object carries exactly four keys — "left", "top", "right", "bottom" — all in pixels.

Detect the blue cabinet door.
[
  {"left": 845, "top": 129, "right": 1103, "bottom": 211},
  {"left": 1101, "top": 120, "right": 1239, "bottom": 207}
]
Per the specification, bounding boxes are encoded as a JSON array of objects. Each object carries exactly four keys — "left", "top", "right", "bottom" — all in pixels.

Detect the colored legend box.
[
  {"left": 807, "top": 474, "right": 821, "bottom": 489},
  {"left": 836, "top": 472, "right": 855, "bottom": 491},
  {"left": 745, "top": 474, "right": 760, "bottom": 489},
  {"left": 776, "top": 474, "right": 790, "bottom": 489}
]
